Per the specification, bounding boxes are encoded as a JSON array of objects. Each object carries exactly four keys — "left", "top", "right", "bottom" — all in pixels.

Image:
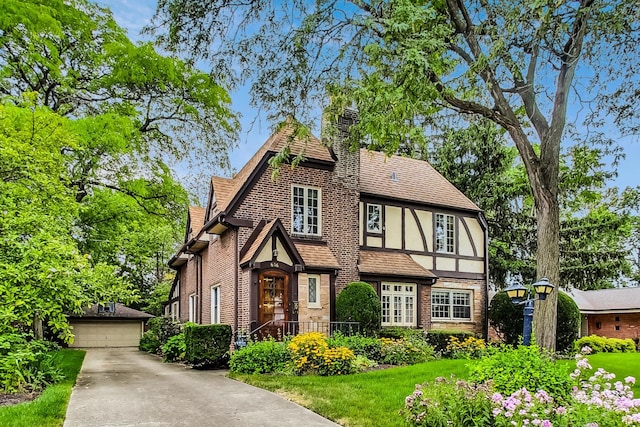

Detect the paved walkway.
[{"left": 64, "top": 348, "right": 339, "bottom": 427}]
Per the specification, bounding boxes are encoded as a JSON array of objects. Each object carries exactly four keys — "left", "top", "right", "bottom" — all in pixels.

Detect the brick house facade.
[
  {"left": 166, "top": 116, "right": 489, "bottom": 338},
  {"left": 570, "top": 288, "right": 640, "bottom": 341}
]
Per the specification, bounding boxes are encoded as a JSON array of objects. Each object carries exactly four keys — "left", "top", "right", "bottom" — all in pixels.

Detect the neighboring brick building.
[
  {"left": 570, "top": 287, "right": 640, "bottom": 341},
  {"left": 166, "top": 116, "right": 489, "bottom": 338}
]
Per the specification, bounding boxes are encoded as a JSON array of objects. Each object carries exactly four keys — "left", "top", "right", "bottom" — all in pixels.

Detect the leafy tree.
[
  {"left": 151, "top": 0, "right": 640, "bottom": 349},
  {"left": 0, "top": 0, "right": 238, "bottom": 312},
  {"left": 0, "top": 100, "right": 136, "bottom": 342}
]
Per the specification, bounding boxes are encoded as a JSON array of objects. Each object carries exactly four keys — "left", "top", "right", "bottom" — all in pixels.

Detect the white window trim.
[
  {"left": 431, "top": 289, "right": 473, "bottom": 322},
  {"left": 381, "top": 282, "right": 417, "bottom": 327},
  {"left": 366, "top": 203, "right": 382, "bottom": 234},
  {"left": 171, "top": 301, "right": 179, "bottom": 321},
  {"left": 211, "top": 285, "right": 221, "bottom": 324},
  {"left": 188, "top": 293, "right": 197, "bottom": 323},
  {"left": 435, "top": 213, "right": 456, "bottom": 254},
  {"left": 307, "top": 274, "right": 321, "bottom": 309},
  {"left": 291, "top": 184, "right": 322, "bottom": 236}
]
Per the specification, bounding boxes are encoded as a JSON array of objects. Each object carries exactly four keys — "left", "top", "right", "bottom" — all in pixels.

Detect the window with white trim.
[
  {"left": 435, "top": 213, "right": 455, "bottom": 253},
  {"left": 366, "top": 204, "right": 382, "bottom": 233},
  {"left": 381, "top": 283, "right": 417, "bottom": 327},
  {"left": 171, "top": 301, "right": 179, "bottom": 321},
  {"left": 189, "top": 293, "right": 197, "bottom": 323},
  {"left": 292, "top": 185, "right": 321, "bottom": 235},
  {"left": 307, "top": 274, "right": 321, "bottom": 308},
  {"left": 431, "top": 290, "right": 472, "bottom": 321},
  {"left": 211, "top": 285, "right": 220, "bottom": 324}
]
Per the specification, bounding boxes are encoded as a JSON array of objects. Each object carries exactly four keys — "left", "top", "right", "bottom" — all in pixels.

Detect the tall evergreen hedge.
[
  {"left": 184, "top": 324, "right": 232, "bottom": 369},
  {"left": 336, "top": 282, "right": 381, "bottom": 336}
]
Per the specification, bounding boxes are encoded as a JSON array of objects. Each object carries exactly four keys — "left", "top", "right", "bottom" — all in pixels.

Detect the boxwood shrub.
[
  {"left": 574, "top": 335, "right": 636, "bottom": 353},
  {"left": 335, "top": 282, "right": 381, "bottom": 336},
  {"left": 229, "top": 338, "right": 289, "bottom": 374},
  {"left": 184, "top": 324, "right": 232, "bottom": 369}
]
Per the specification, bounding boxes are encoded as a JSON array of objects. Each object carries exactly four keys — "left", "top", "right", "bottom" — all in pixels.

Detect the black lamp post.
[{"left": 504, "top": 278, "right": 555, "bottom": 346}]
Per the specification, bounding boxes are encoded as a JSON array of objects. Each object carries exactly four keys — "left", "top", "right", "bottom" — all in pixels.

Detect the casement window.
[
  {"left": 211, "top": 285, "right": 221, "bottom": 324},
  {"left": 366, "top": 204, "right": 382, "bottom": 233},
  {"left": 435, "top": 213, "right": 455, "bottom": 253},
  {"left": 381, "top": 283, "right": 416, "bottom": 327},
  {"left": 307, "top": 274, "right": 321, "bottom": 308},
  {"left": 431, "top": 290, "right": 472, "bottom": 321},
  {"left": 292, "top": 185, "right": 321, "bottom": 235},
  {"left": 189, "top": 293, "right": 197, "bottom": 323}
]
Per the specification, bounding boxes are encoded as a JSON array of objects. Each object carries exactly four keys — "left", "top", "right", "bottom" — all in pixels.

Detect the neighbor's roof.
[
  {"left": 294, "top": 242, "right": 341, "bottom": 270},
  {"left": 358, "top": 250, "right": 437, "bottom": 279},
  {"left": 69, "top": 303, "right": 154, "bottom": 319},
  {"left": 212, "top": 124, "right": 333, "bottom": 214},
  {"left": 568, "top": 287, "right": 640, "bottom": 313},
  {"left": 359, "top": 150, "right": 480, "bottom": 212}
]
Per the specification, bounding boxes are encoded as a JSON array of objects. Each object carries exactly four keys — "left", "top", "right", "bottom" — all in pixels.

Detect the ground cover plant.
[{"left": 0, "top": 349, "right": 85, "bottom": 427}]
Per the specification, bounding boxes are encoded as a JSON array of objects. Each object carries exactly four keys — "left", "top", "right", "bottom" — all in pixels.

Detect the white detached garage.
[{"left": 69, "top": 303, "right": 154, "bottom": 348}]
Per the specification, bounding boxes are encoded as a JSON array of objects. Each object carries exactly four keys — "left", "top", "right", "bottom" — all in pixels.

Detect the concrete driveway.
[{"left": 64, "top": 348, "right": 339, "bottom": 427}]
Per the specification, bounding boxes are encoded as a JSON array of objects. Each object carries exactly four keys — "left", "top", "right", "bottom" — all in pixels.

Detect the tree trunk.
[
  {"left": 532, "top": 191, "right": 560, "bottom": 351},
  {"left": 33, "top": 312, "right": 44, "bottom": 340}
]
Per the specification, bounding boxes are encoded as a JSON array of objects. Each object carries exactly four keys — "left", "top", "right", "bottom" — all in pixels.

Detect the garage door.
[{"left": 70, "top": 321, "right": 143, "bottom": 348}]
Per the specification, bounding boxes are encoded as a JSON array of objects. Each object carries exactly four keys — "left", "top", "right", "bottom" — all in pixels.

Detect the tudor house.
[{"left": 166, "top": 114, "right": 489, "bottom": 338}]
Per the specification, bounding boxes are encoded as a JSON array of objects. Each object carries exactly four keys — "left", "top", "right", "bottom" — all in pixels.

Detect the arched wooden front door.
[{"left": 258, "top": 270, "right": 289, "bottom": 338}]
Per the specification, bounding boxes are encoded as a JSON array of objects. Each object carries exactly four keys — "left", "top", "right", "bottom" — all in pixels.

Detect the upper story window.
[
  {"left": 435, "top": 213, "right": 455, "bottom": 253},
  {"left": 366, "top": 204, "right": 382, "bottom": 233},
  {"left": 292, "top": 185, "right": 321, "bottom": 236}
]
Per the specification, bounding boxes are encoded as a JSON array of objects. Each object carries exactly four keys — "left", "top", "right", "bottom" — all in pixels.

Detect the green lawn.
[
  {"left": 231, "top": 353, "right": 640, "bottom": 427},
  {"left": 230, "top": 359, "right": 471, "bottom": 426},
  {"left": 0, "top": 349, "right": 85, "bottom": 427}
]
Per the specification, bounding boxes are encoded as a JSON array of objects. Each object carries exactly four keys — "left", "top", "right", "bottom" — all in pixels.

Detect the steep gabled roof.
[
  {"left": 188, "top": 206, "right": 206, "bottom": 237},
  {"left": 359, "top": 150, "right": 480, "bottom": 212},
  {"left": 210, "top": 124, "right": 334, "bottom": 216},
  {"left": 239, "top": 219, "right": 304, "bottom": 267}
]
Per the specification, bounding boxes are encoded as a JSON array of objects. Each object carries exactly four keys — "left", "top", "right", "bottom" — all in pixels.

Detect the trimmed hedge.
[
  {"left": 425, "top": 330, "right": 474, "bottom": 353},
  {"left": 336, "top": 282, "right": 381, "bottom": 336},
  {"left": 574, "top": 335, "right": 636, "bottom": 353},
  {"left": 184, "top": 324, "right": 232, "bottom": 369},
  {"left": 556, "top": 292, "right": 580, "bottom": 352}
]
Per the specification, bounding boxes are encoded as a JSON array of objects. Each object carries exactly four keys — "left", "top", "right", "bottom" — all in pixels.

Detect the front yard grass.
[
  {"left": 230, "top": 359, "right": 471, "bottom": 426},
  {"left": 231, "top": 352, "right": 640, "bottom": 427},
  {"left": 0, "top": 349, "right": 85, "bottom": 427}
]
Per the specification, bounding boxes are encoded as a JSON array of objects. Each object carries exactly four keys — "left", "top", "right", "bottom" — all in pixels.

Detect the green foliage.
[
  {"left": 401, "top": 377, "right": 493, "bottom": 427},
  {"left": 425, "top": 330, "right": 475, "bottom": 354},
  {"left": 139, "top": 331, "right": 161, "bottom": 354},
  {"left": 489, "top": 291, "right": 581, "bottom": 350},
  {"left": 229, "top": 338, "right": 290, "bottom": 374},
  {"left": 162, "top": 333, "right": 186, "bottom": 362},
  {"left": 575, "top": 335, "right": 637, "bottom": 353},
  {"left": 147, "top": 316, "right": 182, "bottom": 346},
  {"left": 378, "top": 327, "right": 426, "bottom": 340},
  {"left": 556, "top": 292, "right": 581, "bottom": 352},
  {"left": 327, "top": 333, "right": 383, "bottom": 362},
  {"left": 184, "top": 324, "right": 232, "bottom": 369},
  {"left": 0, "top": 333, "right": 63, "bottom": 393},
  {"left": 335, "top": 282, "right": 381, "bottom": 336},
  {"left": 379, "top": 336, "right": 435, "bottom": 366},
  {"left": 469, "top": 345, "right": 572, "bottom": 400}
]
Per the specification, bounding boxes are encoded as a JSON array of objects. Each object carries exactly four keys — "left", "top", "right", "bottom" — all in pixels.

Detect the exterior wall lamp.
[{"left": 504, "top": 278, "right": 555, "bottom": 346}]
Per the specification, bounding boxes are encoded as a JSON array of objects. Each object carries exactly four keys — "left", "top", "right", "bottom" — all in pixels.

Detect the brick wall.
[
  {"left": 587, "top": 312, "right": 640, "bottom": 340},
  {"left": 179, "top": 257, "right": 197, "bottom": 323}
]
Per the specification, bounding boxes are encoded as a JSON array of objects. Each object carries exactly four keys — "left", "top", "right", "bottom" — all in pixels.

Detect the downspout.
[
  {"left": 234, "top": 229, "right": 239, "bottom": 333},
  {"left": 479, "top": 212, "right": 490, "bottom": 340}
]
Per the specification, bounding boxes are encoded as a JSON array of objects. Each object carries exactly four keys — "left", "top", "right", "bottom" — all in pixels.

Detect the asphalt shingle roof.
[{"left": 358, "top": 250, "right": 437, "bottom": 279}]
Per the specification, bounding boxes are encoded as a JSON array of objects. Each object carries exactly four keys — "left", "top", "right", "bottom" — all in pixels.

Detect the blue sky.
[{"left": 99, "top": 0, "right": 639, "bottom": 192}]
